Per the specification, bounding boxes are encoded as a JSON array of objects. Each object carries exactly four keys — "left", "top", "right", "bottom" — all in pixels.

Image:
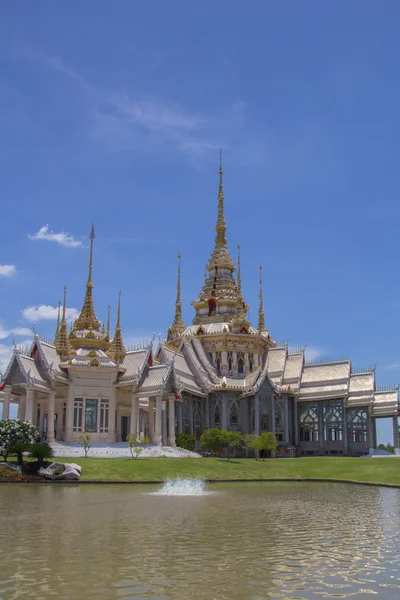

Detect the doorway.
[{"left": 121, "top": 416, "right": 130, "bottom": 442}]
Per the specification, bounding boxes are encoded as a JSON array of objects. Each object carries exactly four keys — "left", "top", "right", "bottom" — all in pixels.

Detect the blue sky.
[{"left": 0, "top": 1, "right": 399, "bottom": 442}]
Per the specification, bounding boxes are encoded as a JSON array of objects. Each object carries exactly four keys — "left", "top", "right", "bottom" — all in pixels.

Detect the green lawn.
[{"left": 43, "top": 456, "right": 400, "bottom": 485}]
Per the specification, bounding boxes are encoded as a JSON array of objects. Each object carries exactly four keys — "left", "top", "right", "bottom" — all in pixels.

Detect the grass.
[
  {"left": 25, "top": 456, "right": 400, "bottom": 485},
  {"left": 2, "top": 456, "right": 400, "bottom": 485}
]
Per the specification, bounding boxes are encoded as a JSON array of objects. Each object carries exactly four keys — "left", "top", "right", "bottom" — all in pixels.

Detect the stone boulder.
[{"left": 38, "top": 462, "right": 82, "bottom": 481}]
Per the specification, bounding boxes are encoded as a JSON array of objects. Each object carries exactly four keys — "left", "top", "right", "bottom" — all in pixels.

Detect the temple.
[{"left": 1, "top": 163, "right": 399, "bottom": 455}]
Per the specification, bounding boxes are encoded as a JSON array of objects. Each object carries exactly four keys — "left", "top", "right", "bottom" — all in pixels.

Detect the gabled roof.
[
  {"left": 372, "top": 390, "right": 399, "bottom": 416},
  {"left": 118, "top": 345, "right": 152, "bottom": 383},
  {"left": 137, "top": 361, "right": 182, "bottom": 398},
  {"left": 3, "top": 351, "right": 50, "bottom": 390}
]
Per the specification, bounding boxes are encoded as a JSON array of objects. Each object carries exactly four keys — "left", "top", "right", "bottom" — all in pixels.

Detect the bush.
[
  {"left": 29, "top": 443, "right": 54, "bottom": 467},
  {"left": 175, "top": 432, "right": 195, "bottom": 452},
  {"left": 0, "top": 419, "right": 37, "bottom": 464}
]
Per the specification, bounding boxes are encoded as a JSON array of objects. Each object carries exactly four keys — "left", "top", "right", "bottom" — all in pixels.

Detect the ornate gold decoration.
[
  {"left": 87, "top": 350, "right": 97, "bottom": 357},
  {"left": 104, "top": 305, "right": 111, "bottom": 343},
  {"left": 89, "top": 358, "right": 100, "bottom": 367},
  {"left": 107, "top": 291, "right": 126, "bottom": 365}
]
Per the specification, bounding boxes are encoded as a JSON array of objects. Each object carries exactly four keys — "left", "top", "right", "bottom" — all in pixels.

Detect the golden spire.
[
  {"left": 108, "top": 291, "right": 126, "bottom": 365},
  {"left": 237, "top": 243, "right": 242, "bottom": 296},
  {"left": 104, "top": 304, "right": 111, "bottom": 342},
  {"left": 54, "top": 299, "right": 61, "bottom": 345},
  {"left": 168, "top": 254, "right": 186, "bottom": 341},
  {"left": 215, "top": 150, "right": 227, "bottom": 249},
  {"left": 258, "top": 265, "right": 266, "bottom": 333},
  {"left": 56, "top": 286, "right": 72, "bottom": 357},
  {"left": 73, "top": 224, "right": 101, "bottom": 332}
]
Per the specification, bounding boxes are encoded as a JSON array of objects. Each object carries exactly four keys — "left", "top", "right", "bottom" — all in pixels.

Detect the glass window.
[
  {"left": 100, "top": 399, "right": 109, "bottom": 433},
  {"left": 85, "top": 399, "right": 98, "bottom": 432}
]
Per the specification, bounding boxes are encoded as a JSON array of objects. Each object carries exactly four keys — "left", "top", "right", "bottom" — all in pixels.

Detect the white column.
[
  {"left": 18, "top": 396, "right": 25, "bottom": 420},
  {"left": 65, "top": 386, "right": 74, "bottom": 441},
  {"left": 2, "top": 385, "right": 12, "bottom": 419},
  {"left": 108, "top": 385, "right": 117, "bottom": 443},
  {"left": 393, "top": 416, "right": 399, "bottom": 450},
  {"left": 294, "top": 401, "right": 299, "bottom": 446},
  {"left": 162, "top": 402, "right": 167, "bottom": 445},
  {"left": 283, "top": 396, "right": 289, "bottom": 444},
  {"left": 168, "top": 396, "right": 176, "bottom": 447},
  {"left": 25, "top": 389, "right": 35, "bottom": 422},
  {"left": 154, "top": 396, "right": 162, "bottom": 446},
  {"left": 47, "top": 390, "right": 55, "bottom": 442},
  {"left": 254, "top": 396, "right": 260, "bottom": 434},
  {"left": 130, "top": 393, "right": 139, "bottom": 438},
  {"left": 148, "top": 398, "right": 155, "bottom": 443}
]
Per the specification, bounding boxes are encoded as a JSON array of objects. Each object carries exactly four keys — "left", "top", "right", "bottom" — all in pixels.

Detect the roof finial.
[
  {"left": 104, "top": 304, "right": 111, "bottom": 343},
  {"left": 258, "top": 265, "right": 267, "bottom": 333}
]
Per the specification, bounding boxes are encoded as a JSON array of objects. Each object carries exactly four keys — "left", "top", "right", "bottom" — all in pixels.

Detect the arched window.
[
  {"left": 230, "top": 403, "right": 238, "bottom": 426},
  {"left": 208, "top": 298, "right": 216, "bottom": 316},
  {"left": 249, "top": 353, "right": 253, "bottom": 372},
  {"left": 214, "top": 405, "right": 221, "bottom": 426},
  {"left": 216, "top": 358, "right": 221, "bottom": 372},
  {"left": 238, "top": 358, "right": 244, "bottom": 374}
]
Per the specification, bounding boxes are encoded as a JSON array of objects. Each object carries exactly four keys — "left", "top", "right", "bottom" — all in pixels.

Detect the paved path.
[{"left": 50, "top": 441, "right": 200, "bottom": 459}]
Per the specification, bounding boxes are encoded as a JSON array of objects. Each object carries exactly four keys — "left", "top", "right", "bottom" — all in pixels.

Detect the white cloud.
[
  {"left": 22, "top": 304, "right": 79, "bottom": 322},
  {"left": 28, "top": 225, "right": 82, "bottom": 248},
  {"left": 0, "top": 265, "right": 16, "bottom": 276},
  {"left": 382, "top": 362, "right": 400, "bottom": 371},
  {"left": 0, "top": 343, "right": 13, "bottom": 373},
  {"left": 304, "top": 346, "right": 327, "bottom": 362},
  {"left": 0, "top": 324, "right": 33, "bottom": 340}
]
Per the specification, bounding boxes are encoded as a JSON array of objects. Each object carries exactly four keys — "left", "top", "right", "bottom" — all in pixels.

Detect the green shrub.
[
  {"left": 29, "top": 443, "right": 54, "bottom": 467},
  {"left": 0, "top": 419, "right": 37, "bottom": 464},
  {"left": 175, "top": 432, "right": 195, "bottom": 452}
]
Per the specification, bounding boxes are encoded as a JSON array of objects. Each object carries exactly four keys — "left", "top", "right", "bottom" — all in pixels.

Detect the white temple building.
[{"left": 1, "top": 163, "right": 399, "bottom": 455}]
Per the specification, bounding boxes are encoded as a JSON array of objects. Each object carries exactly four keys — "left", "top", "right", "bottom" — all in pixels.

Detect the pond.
[{"left": 1, "top": 481, "right": 400, "bottom": 599}]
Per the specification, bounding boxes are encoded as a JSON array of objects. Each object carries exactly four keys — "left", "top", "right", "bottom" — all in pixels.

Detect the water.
[
  {"left": 1, "top": 482, "right": 400, "bottom": 599},
  {"left": 153, "top": 477, "right": 209, "bottom": 496}
]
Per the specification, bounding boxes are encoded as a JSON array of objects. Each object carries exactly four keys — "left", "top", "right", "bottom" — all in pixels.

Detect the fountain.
[{"left": 153, "top": 478, "right": 210, "bottom": 496}]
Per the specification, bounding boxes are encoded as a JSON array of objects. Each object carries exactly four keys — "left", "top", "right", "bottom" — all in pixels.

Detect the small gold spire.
[
  {"left": 104, "top": 304, "right": 111, "bottom": 342},
  {"left": 56, "top": 286, "right": 72, "bottom": 357},
  {"left": 258, "top": 265, "right": 267, "bottom": 333},
  {"left": 107, "top": 292, "right": 126, "bottom": 365},
  {"left": 54, "top": 299, "right": 61, "bottom": 344},
  {"left": 167, "top": 254, "right": 186, "bottom": 342},
  {"left": 101, "top": 322, "right": 105, "bottom": 336}
]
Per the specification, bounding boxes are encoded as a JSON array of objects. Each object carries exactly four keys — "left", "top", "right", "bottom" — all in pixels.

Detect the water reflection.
[{"left": 0, "top": 482, "right": 400, "bottom": 599}]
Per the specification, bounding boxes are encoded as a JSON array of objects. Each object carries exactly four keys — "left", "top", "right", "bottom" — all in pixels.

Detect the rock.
[{"left": 38, "top": 462, "right": 82, "bottom": 481}]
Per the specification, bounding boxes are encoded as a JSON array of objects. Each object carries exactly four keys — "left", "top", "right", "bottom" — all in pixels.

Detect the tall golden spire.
[
  {"left": 108, "top": 291, "right": 126, "bottom": 365},
  {"left": 54, "top": 299, "right": 61, "bottom": 345},
  {"left": 215, "top": 150, "right": 227, "bottom": 249},
  {"left": 73, "top": 224, "right": 101, "bottom": 332},
  {"left": 56, "top": 286, "right": 72, "bottom": 357},
  {"left": 258, "top": 265, "right": 267, "bottom": 333}
]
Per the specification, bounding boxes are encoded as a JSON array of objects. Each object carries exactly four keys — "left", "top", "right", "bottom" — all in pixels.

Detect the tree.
[
  {"left": 244, "top": 434, "right": 261, "bottom": 460},
  {"left": 200, "top": 428, "right": 225, "bottom": 455},
  {"left": 226, "top": 431, "right": 244, "bottom": 461},
  {"left": 127, "top": 434, "right": 143, "bottom": 459},
  {"left": 259, "top": 432, "right": 278, "bottom": 459},
  {"left": 175, "top": 432, "right": 196, "bottom": 452},
  {"left": 0, "top": 419, "right": 37, "bottom": 464},
  {"left": 29, "top": 442, "right": 54, "bottom": 467},
  {"left": 79, "top": 432, "right": 92, "bottom": 457}
]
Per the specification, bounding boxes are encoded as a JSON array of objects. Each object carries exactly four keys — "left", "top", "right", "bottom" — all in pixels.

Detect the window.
[
  {"left": 100, "top": 399, "right": 109, "bottom": 433},
  {"left": 228, "top": 351, "right": 233, "bottom": 373},
  {"left": 348, "top": 408, "right": 368, "bottom": 443},
  {"left": 230, "top": 403, "right": 238, "bottom": 426},
  {"left": 73, "top": 398, "right": 83, "bottom": 432},
  {"left": 208, "top": 298, "right": 216, "bottom": 316},
  {"left": 85, "top": 399, "right": 98, "bottom": 433},
  {"left": 323, "top": 401, "right": 343, "bottom": 442},
  {"left": 299, "top": 404, "right": 319, "bottom": 442},
  {"left": 249, "top": 353, "right": 253, "bottom": 373},
  {"left": 214, "top": 404, "right": 221, "bottom": 426}
]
